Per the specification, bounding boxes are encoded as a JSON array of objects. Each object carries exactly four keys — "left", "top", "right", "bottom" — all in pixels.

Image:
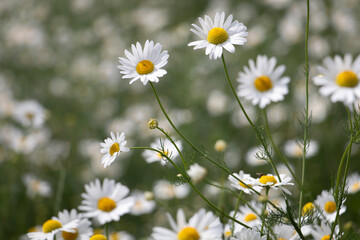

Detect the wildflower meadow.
[{"left": 1, "top": 0, "right": 360, "bottom": 240}]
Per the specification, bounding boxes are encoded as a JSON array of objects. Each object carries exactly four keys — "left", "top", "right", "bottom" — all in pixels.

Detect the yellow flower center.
[
  {"left": 136, "top": 60, "right": 154, "bottom": 75},
  {"left": 157, "top": 150, "right": 168, "bottom": 159},
  {"left": 254, "top": 76, "right": 273, "bottom": 92},
  {"left": 62, "top": 229, "right": 79, "bottom": 240},
  {"left": 302, "top": 202, "right": 315, "bottom": 215},
  {"left": 110, "top": 233, "right": 119, "bottom": 240},
  {"left": 336, "top": 71, "right": 358, "bottom": 87},
  {"left": 207, "top": 27, "right": 229, "bottom": 45},
  {"left": 239, "top": 181, "right": 252, "bottom": 188},
  {"left": 42, "top": 219, "right": 62, "bottom": 233},
  {"left": 90, "top": 234, "right": 108, "bottom": 240},
  {"left": 351, "top": 182, "right": 360, "bottom": 192},
  {"left": 109, "top": 143, "right": 120, "bottom": 156},
  {"left": 28, "top": 226, "right": 38, "bottom": 233},
  {"left": 324, "top": 201, "right": 336, "bottom": 213},
  {"left": 259, "top": 175, "right": 277, "bottom": 185},
  {"left": 244, "top": 213, "right": 257, "bottom": 222},
  {"left": 224, "top": 231, "right": 232, "bottom": 237},
  {"left": 278, "top": 238, "right": 287, "bottom": 240},
  {"left": 177, "top": 227, "right": 200, "bottom": 240},
  {"left": 321, "top": 235, "right": 330, "bottom": 240},
  {"left": 98, "top": 197, "right": 116, "bottom": 212},
  {"left": 26, "top": 112, "right": 34, "bottom": 121}
]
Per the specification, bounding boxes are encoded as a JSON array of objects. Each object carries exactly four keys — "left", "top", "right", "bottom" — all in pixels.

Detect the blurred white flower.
[
  {"left": 237, "top": 55, "right": 290, "bottom": 109},
  {"left": 110, "top": 231, "right": 134, "bottom": 240},
  {"left": 230, "top": 200, "right": 262, "bottom": 232},
  {"left": 151, "top": 208, "right": 223, "bottom": 240},
  {"left": 142, "top": 138, "right": 182, "bottom": 165},
  {"left": 283, "top": 139, "right": 319, "bottom": 158},
  {"left": 22, "top": 174, "right": 52, "bottom": 199},
  {"left": 346, "top": 172, "right": 360, "bottom": 194},
  {"left": 13, "top": 100, "right": 46, "bottom": 128},
  {"left": 206, "top": 90, "right": 229, "bottom": 116},
  {"left": 273, "top": 224, "right": 298, "bottom": 240},
  {"left": 230, "top": 228, "right": 266, "bottom": 240},
  {"left": 79, "top": 178, "right": 134, "bottom": 225},
  {"left": 187, "top": 163, "right": 207, "bottom": 184},
  {"left": 118, "top": 40, "right": 169, "bottom": 85},
  {"left": 153, "top": 180, "right": 190, "bottom": 200},
  {"left": 100, "top": 132, "right": 129, "bottom": 168},
  {"left": 245, "top": 147, "right": 267, "bottom": 166},
  {"left": 188, "top": 12, "right": 248, "bottom": 60},
  {"left": 313, "top": 54, "right": 360, "bottom": 105},
  {"left": 311, "top": 221, "right": 340, "bottom": 240},
  {"left": 129, "top": 191, "right": 156, "bottom": 216}
]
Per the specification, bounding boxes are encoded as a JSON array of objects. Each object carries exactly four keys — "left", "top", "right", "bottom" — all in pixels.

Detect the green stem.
[
  {"left": 221, "top": 55, "right": 280, "bottom": 180},
  {"left": 262, "top": 108, "right": 300, "bottom": 186},
  {"left": 149, "top": 82, "right": 260, "bottom": 195},
  {"left": 131, "top": 146, "right": 250, "bottom": 228},
  {"left": 54, "top": 160, "right": 66, "bottom": 214},
  {"left": 260, "top": 188, "right": 269, "bottom": 235},
  {"left": 298, "top": 0, "right": 310, "bottom": 226},
  {"left": 231, "top": 192, "right": 243, "bottom": 235},
  {"left": 105, "top": 223, "right": 109, "bottom": 239}
]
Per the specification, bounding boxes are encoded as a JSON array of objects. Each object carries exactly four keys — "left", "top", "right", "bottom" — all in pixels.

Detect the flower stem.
[
  {"left": 298, "top": 0, "right": 310, "bottom": 226},
  {"left": 105, "top": 223, "right": 109, "bottom": 239},
  {"left": 220, "top": 54, "right": 280, "bottom": 180},
  {"left": 54, "top": 160, "right": 66, "bottom": 214}
]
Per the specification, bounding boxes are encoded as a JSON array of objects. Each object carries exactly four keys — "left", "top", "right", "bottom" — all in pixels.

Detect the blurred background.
[{"left": 1, "top": 0, "right": 360, "bottom": 239}]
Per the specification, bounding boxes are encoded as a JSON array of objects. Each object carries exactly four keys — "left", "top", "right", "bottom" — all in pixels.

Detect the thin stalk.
[
  {"left": 231, "top": 192, "right": 243, "bottom": 235},
  {"left": 262, "top": 108, "right": 300, "bottom": 186},
  {"left": 105, "top": 223, "right": 109, "bottom": 239},
  {"left": 131, "top": 146, "right": 250, "bottom": 228},
  {"left": 298, "top": 0, "right": 310, "bottom": 226},
  {"left": 149, "top": 82, "right": 261, "bottom": 195},
  {"left": 54, "top": 160, "right": 66, "bottom": 214},
  {"left": 221, "top": 55, "right": 280, "bottom": 180},
  {"left": 260, "top": 188, "right": 269, "bottom": 235}
]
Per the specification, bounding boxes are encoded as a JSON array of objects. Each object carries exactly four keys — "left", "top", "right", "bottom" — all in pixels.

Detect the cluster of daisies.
[{"left": 24, "top": 10, "right": 360, "bottom": 240}]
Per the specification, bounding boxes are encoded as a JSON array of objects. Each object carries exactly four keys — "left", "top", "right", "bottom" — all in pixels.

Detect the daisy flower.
[
  {"left": 22, "top": 174, "right": 52, "bottom": 198},
  {"left": 117, "top": 40, "right": 169, "bottom": 85},
  {"left": 13, "top": 100, "right": 46, "bottom": 128},
  {"left": 110, "top": 231, "right": 134, "bottom": 240},
  {"left": 142, "top": 138, "right": 182, "bottom": 165},
  {"left": 151, "top": 208, "right": 223, "bottom": 240},
  {"left": 346, "top": 172, "right": 360, "bottom": 194},
  {"left": 273, "top": 224, "right": 299, "bottom": 240},
  {"left": 230, "top": 200, "right": 262, "bottom": 232},
  {"left": 314, "top": 190, "right": 346, "bottom": 223},
  {"left": 245, "top": 147, "right": 267, "bottom": 166},
  {"left": 129, "top": 190, "right": 156, "bottom": 216},
  {"left": 311, "top": 221, "right": 340, "bottom": 240},
  {"left": 53, "top": 209, "right": 92, "bottom": 240},
  {"left": 228, "top": 170, "right": 262, "bottom": 195},
  {"left": 188, "top": 12, "right": 248, "bottom": 60},
  {"left": 256, "top": 174, "right": 294, "bottom": 195},
  {"left": 100, "top": 132, "right": 129, "bottom": 168},
  {"left": 187, "top": 163, "right": 207, "bottom": 184},
  {"left": 27, "top": 218, "right": 79, "bottom": 240},
  {"left": 230, "top": 228, "right": 266, "bottom": 240},
  {"left": 237, "top": 55, "right": 290, "bottom": 109},
  {"left": 313, "top": 54, "right": 360, "bottom": 105},
  {"left": 153, "top": 180, "right": 190, "bottom": 200},
  {"left": 283, "top": 139, "right": 319, "bottom": 158},
  {"left": 78, "top": 178, "right": 134, "bottom": 225}
]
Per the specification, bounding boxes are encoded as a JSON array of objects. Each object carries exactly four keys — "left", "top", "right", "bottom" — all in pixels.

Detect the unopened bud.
[
  {"left": 258, "top": 195, "right": 268, "bottom": 203},
  {"left": 214, "top": 139, "right": 227, "bottom": 152},
  {"left": 144, "top": 191, "right": 154, "bottom": 201},
  {"left": 147, "top": 118, "right": 158, "bottom": 129}
]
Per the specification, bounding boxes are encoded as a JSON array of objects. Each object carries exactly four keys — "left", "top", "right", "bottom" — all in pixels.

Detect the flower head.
[
  {"left": 78, "top": 178, "right": 134, "bottom": 225},
  {"left": 311, "top": 221, "right": 340, "bottom": 240},
  {"left": 313, "top": 54, "right": 360, "bottom": 105},
  {"left": 256, "top": 174, "right": 294, "bottom": 195},
  {"left": 314, "top": 190, "right": 346, "bottom": 223},
  {"left": 129, "top": 190, "right": 156, "bottom": 216},
  {"left": 151, "top": 208, "right": 223, "bottom": 240},
  {"left": 346, "top": 172, "right": 360, "bottom": 194},
  {"left": 118, "top": 40, "right": 169, "bottom": 85},
  {"left": 228, "top": 170, "right": 262, "bottom": 195},
  {"left": 230, "top": 228, "right": 266, "bottom": 240},
  {"left": 230, "top": 200, "right": 262, "bottom": 232},
  {"left": 237, "top": 55, "right": 290, "bottom": 109},
  {"left": 27, "top": 218, "right": 79, "bottom": 240},
  {"left": 188, "top": 12, "right": 248, "bottom": 60},
  {"left": 142, "top": 138, "right": 182, "bottom": 165},
  {"left": 100, "top": 132, "right": 129, "bottom": 168},
  {"left": 187, "top": 163, "right": 207, "bottom": 184}
]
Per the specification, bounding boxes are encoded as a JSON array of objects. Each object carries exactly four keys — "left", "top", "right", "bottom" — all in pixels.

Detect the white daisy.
[
  {"left": 245, "top": 147, "right": 267, "bottom": 166},
  {"left": 188, "top": 12, "right": 248, "bottom": 60},
  {"left": 153, "top": 180, "right": 190, "bottom": 200},
  {"left": 110, "top": 231, "right": 134, "bottom": 240},
  {"left": 230, "top": 200, "right": 262, "bottom": 232},
  {"left": 117, "top": 40, "right": 169, "bottom": 85},
  {"left": 313, "top": 54, "right": 360, "bottom": 105},
  {"left": 273, "top": 224, "right": 299, "bottom": 240},
  {"left": 237, "top": 55, "right": 290, "bottom": 109},
  {"left": 53, "top": 209, "right": 92, "bottom": 240},
  {"left": 100, "top": 132, "right": 129, "bottom": 168},
  {"left": 22, "top": 174, "right": 52, "bottom": 199},
  {"left": 311, "top": 221, "right": 340, "bottom": 240},
  {"left": 129, "top": 190, "right": 156, "bottom": 216},
  {"left": 346, "top": 172, "right": 360, "bottom": 194},
  {"left": 78, "top": 178, "right": 134, "bottom": 225},
  {"left": 187, "top": 163, "right": 207, "bottom": 184},
  {"left": 142, "top": 138, "right": 182, "bottom": 165},
  {"left": 151, "top": 208, "right": 223, "bottom": 240},
  {"left": 27, "top": 218, "right": 79, "bottom": 240},
  {"left": 314, "top": 190, "right": 346, "bottom": 223},
  {"left": 256, "top": 174, "right": 294, "bottom": 195},
  {"left": 228, "top": 171, "right": 262, "bottom": 195},
  {"left": 13, "top": 100, "right": 46, "bottom": 128},
  {"left": 283, "top": 139, "right": 319, "bottom": 158},
  {"left": 230, "top": 228, "right": 266, "bottom": 240}
]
